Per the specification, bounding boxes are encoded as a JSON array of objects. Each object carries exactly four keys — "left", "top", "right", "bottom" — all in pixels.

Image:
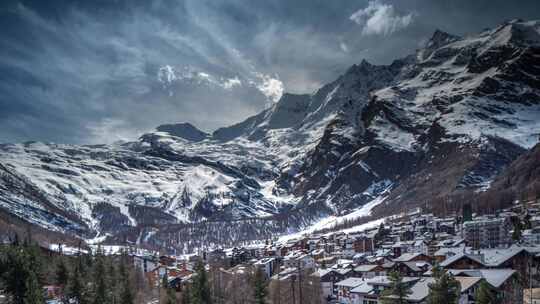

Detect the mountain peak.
[
  {"left": 345, "top": 59, "right": 375, "bottom": 75},
  {"left": 417, "top": 29, "right": 460, "bottom": 61},
  {"left": 155, "top": 122, "right": 209, "bottom": 142},
  {"left": 359, "top": 59, "right": 372, "bottom": 66},
  {"left": 426, "top": 29, "right": 459, "bottom": 49}
]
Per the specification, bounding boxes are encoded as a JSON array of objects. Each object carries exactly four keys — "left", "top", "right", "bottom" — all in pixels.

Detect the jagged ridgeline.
[{"left": 0, "top": 20, "right": 539, "bottom": 251}]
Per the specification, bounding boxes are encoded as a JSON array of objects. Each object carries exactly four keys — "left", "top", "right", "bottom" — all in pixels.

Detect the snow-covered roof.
[
  {"left": 440, "top": 253, "right": 484, "bottom": 267},
  {"left": 335, "top": 277, "right": 365, "bottom": 288},
  {"left": 404, "top": 278, "right": 435, "bottom": 302},
  {"left": 354, "top": 264, "right": 379, "bottom": 272},
  {"left": 452, "top": 269, "right": 516, "bottom": 288},
  {"left": 335, "top": 268, "right": 353, "bottom": 276},
  {"left": 478, "top": 246, "right": 527, "bottom": 267},
  {"left": 311, "top": 268, "right": 335, "bottom": 278},
  {"left": 372, "top": 276, "right": 419, "bottom": 288},
  {"left": 393, "top": 252, "right": 424, "bottom": 262},
  {"left": 434, "top": 245, "right": 466, "bottom": 257},
  {"left": 455, "top": 276, "right": 482, "bottom": 292}
]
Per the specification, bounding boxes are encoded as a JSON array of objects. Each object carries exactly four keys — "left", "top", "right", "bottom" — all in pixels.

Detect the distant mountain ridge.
[{"left": 0, "top": 19, "right": 539, "bottom": 252}]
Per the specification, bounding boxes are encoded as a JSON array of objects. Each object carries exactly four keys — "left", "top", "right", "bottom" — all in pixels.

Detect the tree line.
[{"left": 0, "top": 236, "right": 150, "bottom": 304}]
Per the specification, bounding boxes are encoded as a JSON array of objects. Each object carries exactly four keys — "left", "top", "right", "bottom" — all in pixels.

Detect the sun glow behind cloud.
[{"left": 157, "top": 65, "right": 283, "bottom": 102}]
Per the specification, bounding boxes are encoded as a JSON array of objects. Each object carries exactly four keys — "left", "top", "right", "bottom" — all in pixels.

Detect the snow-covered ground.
[{"left": 277, "top": 195, "right": 387, "bottom": 243}]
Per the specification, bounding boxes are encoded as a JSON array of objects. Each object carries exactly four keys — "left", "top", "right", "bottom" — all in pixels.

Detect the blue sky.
[{"left": 1, "top": 0, "right": 540, "bottom": 143}]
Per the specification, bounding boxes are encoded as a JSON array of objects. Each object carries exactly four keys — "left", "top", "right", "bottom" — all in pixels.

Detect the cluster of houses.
[
  {"left": 133, "top": 201, "right": 540, "bottom": 304},
  {"left": 5, "top": 201, "right": 540, "bottom": 304}
]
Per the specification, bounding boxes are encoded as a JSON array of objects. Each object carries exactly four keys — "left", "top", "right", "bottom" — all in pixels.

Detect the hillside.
[{"left": 0, "top": 19, "right": 539, "bottom": 252}]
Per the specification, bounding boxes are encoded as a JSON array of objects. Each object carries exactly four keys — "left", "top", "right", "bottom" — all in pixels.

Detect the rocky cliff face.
[{"left": 1, "top": 20, "right": 539, "bottom": 252}]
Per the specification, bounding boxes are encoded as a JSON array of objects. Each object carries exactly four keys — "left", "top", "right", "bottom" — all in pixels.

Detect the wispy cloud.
[
  {"left": 350, "top": 1, "right": 414, "bottom": 36},
  {"left": 157, "top": 65, "right": 282, "bottom": 102},
  {"left": 340, "top": 41, "right": 350, "bottom": 53},
  {"left": 3, "top": 0, "right": 539, "bottom": 144},
  {"left": 252, "top": 73, "right": 284, "bottom": 103}
]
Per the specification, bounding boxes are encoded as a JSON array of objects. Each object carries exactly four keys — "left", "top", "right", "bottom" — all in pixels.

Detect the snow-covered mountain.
[{"left": 1, "top": 20, "right": 539, "bottom": 251}]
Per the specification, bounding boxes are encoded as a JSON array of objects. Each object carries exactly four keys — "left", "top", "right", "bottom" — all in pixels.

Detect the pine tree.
[
  {"left": 23, "top": 270, "right": 43, "bottom": 304},
  {"left": 119, "top": 252, "right": 134, "bottom": 304},
  {"left": 462, "top": 203, "right": 473, "bottom": 223},
  {"left": 381, "top": 271, "right": 412, "bottom": 304},
  {"left": 252, "top": 268, "right": 268, "bottom": 304},
  {"left": 3, "top": 246, "right": 28, "bottom": 304},
  {"left": 166, "top": 285, "right": 177, "bottom": 304},
  {"left": 191, "top": 261, "right": 212, "bottom": 304},
  {"left": 56, "top": 258, "right": 70, "bottom": 287},
  {"left": 512, "top": 218, "right": 523, "bottom": 242},
  {"left": 475, "top": 280, "right": 496, "bottom": 304},
  {"left": 512, "top": 224, "right": 522, "bottom": 241},
  {"left": 93, "top": 251, "right": 109, "bottom": 304},
  {"left": 181, "top": 284, "right": 191, "bottom": 304},
  {"left": 2, "top": 239, "right": 44, "bottom": 304},
  {"left": 24, "top": 240, "right": 44, "bottom": 284},
  {"left": 68, "top": 264, "right": 87, "bottom": 304},
  {"left": 108, "top": 260, "right": 118, "bottom": 304},
  {"left": 120, "top": 274, "right": 135, "bottom": 304},
  {"left": 427, "top": 265, "right": 461, "bottom": 304}
]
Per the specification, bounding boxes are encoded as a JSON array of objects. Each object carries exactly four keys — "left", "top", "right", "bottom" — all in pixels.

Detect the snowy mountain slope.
[
  {"left": 156, "top": 123, "right": 209, "bottom": 142},
  {"left": 0, "top": 19, "right": 539, "bottom": 250}
]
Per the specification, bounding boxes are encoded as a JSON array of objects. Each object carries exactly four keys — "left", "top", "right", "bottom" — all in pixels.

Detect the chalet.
[
  {"left": 393, "top": 252, "right": 431, "bottom": 263},
  {"left": 480, "top": 246, "right": 539, "bottom": 286},
  {"left": 311, "top": 269, "right": 343, "bottom": 299},
  {"left": 433, "top": 245, "right": 466, "bottom": 263},
  {"left": 350, "top": 276, "right": 419, "bottom": 304},
  {"left": 440, "top": 253, "right": 485, "bottom": 269},
  {"left": 283, "top": 252, "right": 315, "bottom": 269},
  {"left": 335, "top": 267, "right": 355, "bottom": 279},
  {"left": 389, "top": 261, "right": 430, "bottom": 277},
  {"left": 451, "top": 269, "right": 522, "bottom": 304},
  {"left": 454, "top": 277, "right": 483, "bottom": 304},
  {"left": 335, "top": 277, "right": 365, "bottom": 304},
  {"left": 353, "top": 264, "right": 386, "bottom": 279},
  {"left": 381, "top": 276, "right": 482, "bottom": 304}
]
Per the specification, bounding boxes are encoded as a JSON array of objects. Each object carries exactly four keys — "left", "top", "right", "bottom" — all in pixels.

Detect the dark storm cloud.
[{"left": 1, "top": 0, "right": 540, "bottom": 144}]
